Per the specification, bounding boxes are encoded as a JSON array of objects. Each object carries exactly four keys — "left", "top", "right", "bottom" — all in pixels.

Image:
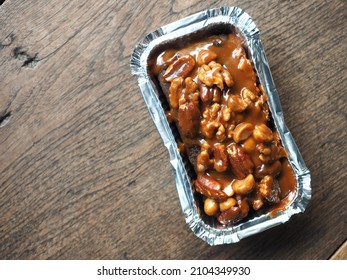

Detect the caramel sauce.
[{"left": 151, "top": 33, "right": 297, "bottom": 224}]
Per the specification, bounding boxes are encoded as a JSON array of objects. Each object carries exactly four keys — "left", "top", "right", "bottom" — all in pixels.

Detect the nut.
[
  {"left": 197, "top": 50, "right": 217, "bottom": 65},
  {"left": 217, "top": 197, "right": 249, "bottom": 225},
  {"left": 255, "top": 160, "right": 282, "bottom": 179},
  {"left": 243, "top": 136, "right": 257, "bottom": 153},
  {"left": 196, "top": 149, "right": 213, "bottom": 172},
  {"left": 238, "top": 56, "right": 252, "bottom": 72},
  {"left": 222, "top": 107, "right": 231, "bottom": 122},
  {"left": 241, "top": 87, "right": 257, "bottom": 104},
  {"left": 227, "top": 94, "right": 248, "bottom": 112},
  {"left": 204, "top": 198, "right": 219, "bottom": 216},
  {"left": 195, "top": 174, "right": 228, "bottom": 200},
  {"left": 199, "top": 83, "right": 212, "bottom": 103},
  {"left": 238, "top": 197, "right": 250, "bottom": 218},
  {"left": 233, "top": 122, "right": 254, "bottom": 143},
  {"left": 258, "top": 175, "right": 281, "bottom": 204},
  {"left": 217, "top": 206, "right": 241, "bottom": 225},
  {"left": 222, "top": 183, "right": 234, "bottom": 196},
  {"left": 232, "top": 174, "right": 255, "bottom": 195},
  {"left": 250, "top": 191, "right": 264, "bottom": 211},
  {"left": 213, "top": 144, "right": 228, "bottom": 172},
  {"left": 227, "top": 143, "right": 254, "bottom": 179},
  {"left": 178, "top": 101, "right": 200, "bottom": 138},
  {"left": 168, "top": 77, "right": 184, "bottom": 109},
  {"left": 198, "top": 61, "right": 234, "bottom": 90},
  {"left": 257, "top": 143, "right": 288, "bottom": 163},
  {"left": 219, "top": 197, "right": 237, "bottom": 212},
  {"left": 162, "top": 54, "right": 196, "bottom": 82},
  {"left": 215, "top": 124, "right": 226, "bottom": 142},
  {"left": 253, "top": 124, "right": 274, "bottom": 142}
]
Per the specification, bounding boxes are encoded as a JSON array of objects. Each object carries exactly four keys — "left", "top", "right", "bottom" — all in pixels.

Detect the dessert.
[{"left": 150, "top": 32, "right": 297, "bottom": 225}]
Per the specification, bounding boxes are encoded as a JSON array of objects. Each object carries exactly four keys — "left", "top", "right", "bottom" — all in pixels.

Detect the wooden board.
[{"left": 0, "top": 0, "right": 346, "bottom": 259}]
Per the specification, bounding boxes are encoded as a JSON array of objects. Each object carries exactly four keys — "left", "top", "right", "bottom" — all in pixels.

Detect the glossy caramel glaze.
[{"left": 151, "top": 33, "right": 296, "bottom": 225}]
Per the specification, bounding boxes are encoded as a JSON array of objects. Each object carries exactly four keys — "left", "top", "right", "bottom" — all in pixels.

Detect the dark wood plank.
[{"left": 0, "top": 0, "right": 346, "bottom": 259}]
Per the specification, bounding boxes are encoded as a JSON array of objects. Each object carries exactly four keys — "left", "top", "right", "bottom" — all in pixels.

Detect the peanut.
[
  {"left": 204, "top": 198, "right": 219, "bottom": 216},
  {"left": 219, "top": 198, "right": 237, "bottom": 212}
]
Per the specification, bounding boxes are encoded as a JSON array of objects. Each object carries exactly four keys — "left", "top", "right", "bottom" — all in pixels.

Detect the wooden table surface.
[{"left": 0, "top": 0, "right": 346, "bottom": 260}]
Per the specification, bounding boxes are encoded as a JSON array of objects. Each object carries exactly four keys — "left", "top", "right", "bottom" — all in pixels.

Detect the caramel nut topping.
[{"left": 153, "top": 33, "right": 297, "bottom": 225}]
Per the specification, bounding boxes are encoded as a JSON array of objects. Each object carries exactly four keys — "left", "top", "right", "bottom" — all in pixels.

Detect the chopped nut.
[
  {"left": 226, "top": 123, "right": 236, "bottom": 139},
  {"left": 169, "top": 77, "right": 184, "bottom": 109},
  {"left": 222, "top": 107, "right": 231, "bottom": 122},
  {"left": 198, "top": 61, "right": 234, "bottom": 90},
  {"left": 257, "top": 143, "right": 288, "bottom": 163},
  {"left": 222, "top": 183, "right": 234, "bottom": 196},
  {"left": 253, "top": 124, "right": 274, "bottom": 142},
  {"left": 216, "top": 124, "right": 226, "bottom": 142},
  {"left": 228, "top": 94, "right": 248, "bottom": 112},
  {"left": 258, "top": 175, "right": 281, "bottom": 204},
  {"left": 241, "top": 87, "right": 257, "bottom": 104},
  {"left": 196, "top": 149, "right": 213, "bottom": 172},
  {"left": 217, "top": 197, "right": 249, "bottom": 225}
]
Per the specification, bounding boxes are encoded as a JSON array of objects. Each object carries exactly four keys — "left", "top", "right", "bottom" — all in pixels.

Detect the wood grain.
[
  {"left": 330, "top": 241, "right": 347, "bottom": 260},
  {"left": 0, "top": 0, "right": 346, "bottom": 259}
]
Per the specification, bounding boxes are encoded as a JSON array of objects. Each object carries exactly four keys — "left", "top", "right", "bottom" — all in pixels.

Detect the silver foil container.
[{"left": 130, "top": 6, "right": 311, "bottom": 245}]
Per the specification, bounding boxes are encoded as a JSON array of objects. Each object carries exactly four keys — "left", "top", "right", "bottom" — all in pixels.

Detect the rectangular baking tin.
[{"left": 130, "top": 6, "right": 311, "bottom": 245}]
